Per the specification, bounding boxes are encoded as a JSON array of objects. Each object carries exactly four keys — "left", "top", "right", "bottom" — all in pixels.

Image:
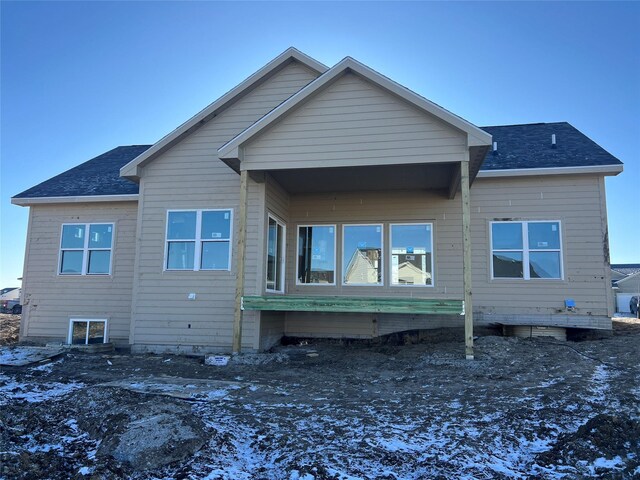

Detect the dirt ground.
[
  {"left": 1, "top": 314, "right": 639, "bottom": 479},
  {"left": 0, "top": 314, "right": 20, "bottom": 345}
]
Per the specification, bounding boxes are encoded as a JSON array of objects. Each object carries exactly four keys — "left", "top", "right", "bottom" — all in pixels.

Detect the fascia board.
[
  {"left": 11, "top": 194, "right": 139, "bottom": 206},
  {"left": 120, "top": 48, "right": 328, "bottom": 179},
  {"left": 476, "top": 164, "right": 623, "bottom": 178}
]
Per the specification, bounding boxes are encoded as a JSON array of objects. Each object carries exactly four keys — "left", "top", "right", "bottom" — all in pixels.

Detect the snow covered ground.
[{"left": 1, "top": 322, "right": 639, "bottom": 479}]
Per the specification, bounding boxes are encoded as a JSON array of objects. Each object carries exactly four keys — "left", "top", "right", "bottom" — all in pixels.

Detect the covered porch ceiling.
[
  {"left": 259, "top": 162, "right": 455, "bottom": 194},
  {"left": 246, "top": 145, "right": 489, "bottom": 198}
]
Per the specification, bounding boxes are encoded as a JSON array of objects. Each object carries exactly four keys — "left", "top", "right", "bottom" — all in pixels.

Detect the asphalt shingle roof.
[
  {"left": 13, "top": 145, "right": 151, "bottom": 199},
  {"left": 13, "top": 122, "right": 622, "bottom": 199},
  {"left": 480, "top": 122, "right": 622, "bottom": 171},
  {"left": 611, "top": 264, "right": 640, "bottom": 276}
]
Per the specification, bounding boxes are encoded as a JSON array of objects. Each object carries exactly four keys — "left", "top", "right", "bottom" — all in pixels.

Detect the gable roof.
[
  {"left": 12, "top": 145, "right": 151, "bottom": 205},
  {"left": 11, "top": 121, "right": 624, "bottom": 204},
  {"left": 218, "top": 56, "right": 493, "bottom": 162},
  {"left": 119, "top": 48, "right": 327, "bottom": 180},
  {"left": 477, "top": 122, "right": 622, "bottom": 176}
]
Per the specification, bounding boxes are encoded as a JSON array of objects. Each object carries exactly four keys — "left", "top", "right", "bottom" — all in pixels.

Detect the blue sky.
[{"left": 1, "top": 1, "right": 638, "bottom": 287}]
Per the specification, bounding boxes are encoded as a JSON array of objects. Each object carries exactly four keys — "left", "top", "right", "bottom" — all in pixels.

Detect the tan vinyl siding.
[
  {"left": 20, "top": 202, "right": 138, "bottom": 345},
  {"left": 265, "top": 174, "right": 290, "bottom": 226},
  {"left": 243, "top": 72, "right": 466, "bottom": 170},
  {"left": 281, "top": 174, "right": 611, "bottom": 338},
  {"left": 471, "top": 175, "right": 611, "bottom": 317},
  {"left": 132, "top": 61, "right": 318, "bottom": 352},
  {"left": 284, "top": 312, "right": 463, "bottom": 339}
]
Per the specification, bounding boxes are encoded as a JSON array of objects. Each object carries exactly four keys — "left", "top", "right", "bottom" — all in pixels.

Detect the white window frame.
[
  {"left": 67, "top": 318, "right": 108, "bottom": 344},
  {"left": 296, "top": 224, "right": 337, "bottom": 286},
  {"left": 58, "top": 223, "right": 115, "bottom": 276},
  {"left": 342, "top": 223, "right": 384, "bottom": 287},
  {"left": 266, "top": 214, "right": 286, "bottom": 294},
  {"left": 390, "top": 222, "right": 435, "bottom": 288},
  {"left": 490, "top": 220, "right": 564, "bottom": 280},
  {"left": 164, "top": 209, "right": 233, "bottom": 271}
]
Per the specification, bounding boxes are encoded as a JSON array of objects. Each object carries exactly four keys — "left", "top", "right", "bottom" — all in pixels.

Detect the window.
[
  {"left": 59, "top": 223, "right": 114, "bottom": 275},
  {"left": 491, "top": 221, "right": 563, "bottom": 279},
  {"left": 266, "top": 215, "right": 285, "bottom": 292},
  {"left": 391, "top": 223, "right": 434, "bottom": 286},
  {"left": 68, "top": 319, "right": 107, "bottom": 344},
  {"left": 297, "top": 225, "right": 336, "bottom": 285},
  {"left": 165, "top": 210, "right": 232, "bottom": 271},
  {"left": 342, "top": 224, "right": 383, "bottom": 286}
]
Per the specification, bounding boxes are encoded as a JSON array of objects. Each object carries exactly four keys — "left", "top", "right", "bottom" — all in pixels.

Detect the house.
[
  {"left": 12, "top": 48, "right": 623, "bottom": 358},
  {"left": 611, "top": 264, "right": 640, "bottom": 312},
  {"left": 611, "top": 263, "right": 640, "bottom": 287}
]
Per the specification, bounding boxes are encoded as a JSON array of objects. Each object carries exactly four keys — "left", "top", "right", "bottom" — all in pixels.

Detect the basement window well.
[{"left": 68, "top": 319, "right": 108, "bottom": 344}]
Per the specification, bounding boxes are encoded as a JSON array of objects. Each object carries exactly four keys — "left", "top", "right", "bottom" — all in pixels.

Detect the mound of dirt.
[
  {"left": 537, "top": 414, "right": 640, "bottom": 475},
  {"left": 0, "top": 314, "right": 20, "bottom": 345},
  {"left": 0, "top": 386, "right": 209, "bottom": 478}
]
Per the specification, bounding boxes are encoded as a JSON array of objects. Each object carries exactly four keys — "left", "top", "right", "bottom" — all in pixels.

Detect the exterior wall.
[
  {"left": 20, "top": 202, "right": 138, "bottom": 346},
  {"left": 471, "top": 175, "right": 612, "bottom": 321},
  {"left": 286, "top": 189, "right": 464, "bottom": 298},
  {"left": 130, "top": 61, "right": 318, "bottom": 354},
  {"left": 278, "top": 174, "right": 612, "bottom": 339},
  {"left": 243, "top": 72, "right": 466, "bottom": 171}
]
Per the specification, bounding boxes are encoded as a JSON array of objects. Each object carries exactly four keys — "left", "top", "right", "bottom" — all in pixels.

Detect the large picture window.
[
  {"left": 266, "top": 215, "right": 285, "bottom": 292},
  {"left": 165, "top": 209, "right": 232, "bottom": 271},
  {"left": 59, "top": 223, "right": 114, "bottom": 275},
  {"left": 342, "top": 224, "right": 383, "bottom": 286},
  {"left": 297, "top": 225, "right": 336, "bottom": 285},
  {"left": 491, "top": 221, "right": 563, "bottom": 279},
  {"left": 390, "top": 223, "right": 433, "bottom": 286}
]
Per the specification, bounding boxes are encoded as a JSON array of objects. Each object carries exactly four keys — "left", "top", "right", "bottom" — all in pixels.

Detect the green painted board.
[{"left": 242, "top": 295, "right": 463, "bottom": 315}]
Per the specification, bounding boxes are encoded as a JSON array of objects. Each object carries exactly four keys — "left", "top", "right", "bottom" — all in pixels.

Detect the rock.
[{"left": 71, "top": 388, "right": 208, "bottom": 470}]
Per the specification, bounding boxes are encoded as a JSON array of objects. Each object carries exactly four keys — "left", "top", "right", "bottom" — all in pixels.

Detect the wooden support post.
[
  {"left": 232, "top": 170, "right": 248, "bottom": 354},
  {"left": 461, "top": 158, "right": 474, "bottom": 360}
]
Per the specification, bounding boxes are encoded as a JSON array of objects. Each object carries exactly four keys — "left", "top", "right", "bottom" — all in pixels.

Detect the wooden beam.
[
  {"left": 448, "top": 163, "right": 461, "bottom": 199},
  {"left": 461, "top": 158, "right": 474, "bottom": 360},
  {"left": 232, "top": 170, "right": 249, "bottom": 354},
  {"left": 242, "top": 295, "right": 464, "bottom": 315}
]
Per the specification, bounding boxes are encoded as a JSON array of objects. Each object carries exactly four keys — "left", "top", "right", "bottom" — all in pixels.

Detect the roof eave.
[
  {"left": 476, "top": 164, "right": 623, "bottom": 178},
  {"left": 120, "top": 48, "right": 329, "bottom": 180},
  {"left": 11, "top": 194, "right": 139, "bottom": 206}
]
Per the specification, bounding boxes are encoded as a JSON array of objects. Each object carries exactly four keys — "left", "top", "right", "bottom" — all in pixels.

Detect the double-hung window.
[
  {"left": 59, "top": 223, "right": 114, "bottom": 275},
  {"left": 491, "top": 221, "right": 563, "bottom": 279},
  {"left": 166, "top": 210, "right": 232, "bottom": 271}
]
